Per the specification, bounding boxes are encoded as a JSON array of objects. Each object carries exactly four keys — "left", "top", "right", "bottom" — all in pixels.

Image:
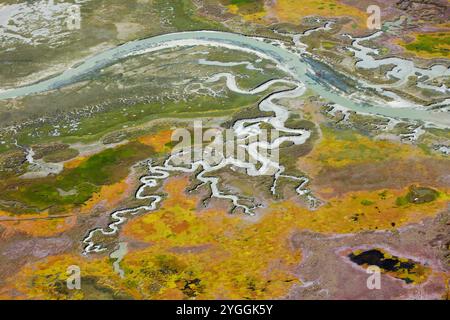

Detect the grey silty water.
[{"left": 0, "top": 31, "right": 449, "bottom": 127}]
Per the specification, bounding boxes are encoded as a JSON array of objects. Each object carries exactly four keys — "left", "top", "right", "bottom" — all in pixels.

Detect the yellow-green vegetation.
[
  {"left": 0, "top": 210, "right": 77, "bottom": 238},
  {"left": 398, "top": 32, "right": 450, "bottom": 59},
  {"left": 396, "top": 185, "right": 440, "bottom": 206},
  {"left": 271, "top": 186, "right": 449, "bottom": 234},
  {"left": 226, "top": 0, "right": 267, "bottom": 22},
  {"left": 349, "top": 248, "right": 431, "bottom": 284},
  {"left": 42, "top": 148, "right": 79, "bottom": 163},
  {"left": 1, "top": 178, "right": 448, "bottom": 299},
  {"left": 322, "top": 41, "right": 337, "bottom": 50},
  {"left": 226, "top": 0, "right": 367, "bottom": 27},
  {"left": 13, "top": 94, "right": 257, "bottom": 147},
  {"left": 1, "top": 141, "right": 155, "bottom": 213},
  {"left": 0, "top": 254, "right": 125, "bottom": 300},
  {"left": 0, "top": 177, "right": 303, "bottom": 299}
]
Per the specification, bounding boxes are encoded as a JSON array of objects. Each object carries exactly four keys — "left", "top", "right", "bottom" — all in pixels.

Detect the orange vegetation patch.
[
  {"left": 0, "top": 254, "right": 126, "bottom": 300},
  {"left": 64, "top": 156, "right": 87, "bottom": 169},
  {"left": 395, "top": 31, "right": 450, "bottom": 59},
  {"left": 109, "top": 176, "right": 303, "bottom": 299},
  {"left": 2, "top": 180, "right": 448, "bottom": 299},
  {"left": 0, "top": 179, "right": 131, "bottom": 238},
  {"left": 80, "top": 179, "right": 131, "bottom": 214},
  {"left": 137, "top": 130, "right": 173, "bottom": 153},
  {"left": 1, "top": 177, "right": 303, "bottom": 299}
]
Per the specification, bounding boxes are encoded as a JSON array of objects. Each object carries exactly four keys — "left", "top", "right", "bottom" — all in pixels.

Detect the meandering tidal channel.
[
  {"left": 1, "top": 30, "right": 449, "bottom": 126},
  {"left": 83, "top": 73, "right": 319, "bottom": 253},
  {"left": 0, "top": 29, "right": 448, "bottom": 254}
]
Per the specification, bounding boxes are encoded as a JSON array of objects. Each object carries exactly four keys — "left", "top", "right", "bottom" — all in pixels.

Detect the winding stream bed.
[
  {"left": 1, "top": 29, "right": 448, "bottom": 255},
  {"left": 83, "top": 74, "right": 318, "bottom": 254},
  {"left": 1, "top": 30, "right": 449, "bottom": 126}
]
